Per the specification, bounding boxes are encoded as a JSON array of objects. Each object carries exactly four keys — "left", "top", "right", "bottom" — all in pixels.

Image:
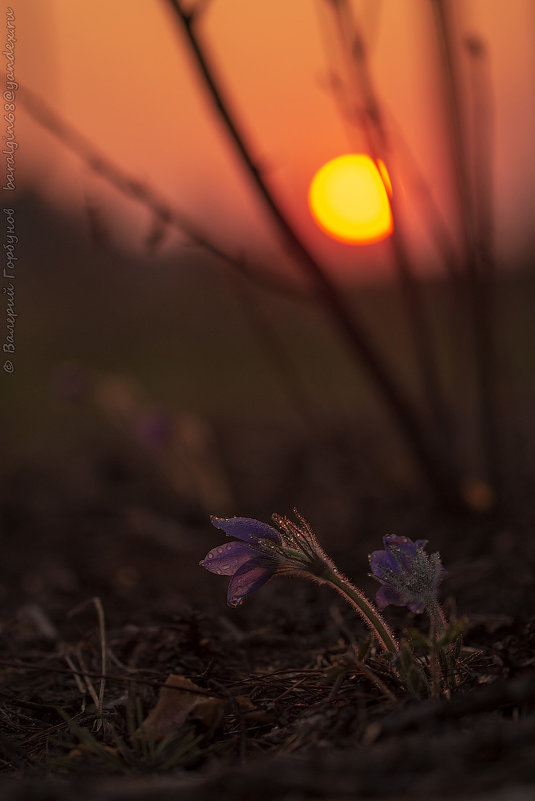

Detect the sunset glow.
[
  {"left": 17, "top": 1, "right": 535, "bottom": 267},
  {"left": 308, "top": 155, "right": 393, "bottom": 244}
]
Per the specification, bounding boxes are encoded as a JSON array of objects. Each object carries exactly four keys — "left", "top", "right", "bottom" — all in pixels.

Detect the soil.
[{"left": 1, "top": 420, "right": 535, "bottom": 800}]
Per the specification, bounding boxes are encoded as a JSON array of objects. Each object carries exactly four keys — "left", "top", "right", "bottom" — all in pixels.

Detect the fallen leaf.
[{"left": 136, "top": 674, "right": 224, "bottom": 741}]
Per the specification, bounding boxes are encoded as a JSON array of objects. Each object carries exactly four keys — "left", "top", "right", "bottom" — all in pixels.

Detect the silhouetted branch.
[
  {"left": 19, "top": 85, "right": 307, "bottom": 303},
  {"left": 324, "top": 0, "right": 453, "bottom": 461},
  {"left": 430, "top": 1, "right": 502, "bottom": 499},
  {"left": 20, "top": 85, "right": 328, "bottom": 429},
  {"left": 164, "top": 0, "right": 463, "bottom": 505},
  {"left": 465, "top": 35, "right": 495, "bottom": 278}
]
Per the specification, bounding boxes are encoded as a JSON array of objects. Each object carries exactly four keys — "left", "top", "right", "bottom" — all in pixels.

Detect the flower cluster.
[
  {"left": 200, "top": 513, "right": 448, "bottom": 658},
  {"left": 200, "top": 513, "right": 456, "bottom": 696},
  {"left": 369, "top": 535, "right": 446, "bottom": 614}
]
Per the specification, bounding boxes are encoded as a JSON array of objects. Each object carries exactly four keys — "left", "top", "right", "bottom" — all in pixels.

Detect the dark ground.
[{"left": 1, "top": 412, "right": 535, "bottom": 801}]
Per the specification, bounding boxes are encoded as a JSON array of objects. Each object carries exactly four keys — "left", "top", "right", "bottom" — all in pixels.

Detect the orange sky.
[{"left": 12, "top": 0, "right": 535, "bottom": 279}]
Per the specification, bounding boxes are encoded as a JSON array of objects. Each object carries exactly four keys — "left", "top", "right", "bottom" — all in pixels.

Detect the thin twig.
[
  {"left": 67, "top": 597, "right": 107, "bottom": 724},
  {"left": 464, "top": 35, "right": 502, "bottom": 492},
  {"left": 93, "top": 597, "right": 107, "bottom": 720},
  {"left": 164, "top": 0, "right": 462, "bottom": 505},
  {"left": 316, "top": 12, "right": 461, "bottom": 285},
  {"left": 0, "top": 657, "right": 213, "bottom": 696},
  {"left": 18, "top": 85, "right": 307, "bottom": 303},
  {"left": 317, "top": 8, "right": 467, "bottom": 426},
  {"left": 20, "top": 84, "right": 326, "bottom": 435},
  {"left": 67, "top": 648, "right": 101, "bottom": 716},
  {"left": 325, "top": 0, "right": 453, "bottom": 461},
  {"left": 63, "top": 654, "right": 87, "bottom": 697},
  {"left": 465, "top": 36, "right": 495, "bottom": 281},
  {"left": 430, "top": 1, "right": 502, "bottom": 499}
]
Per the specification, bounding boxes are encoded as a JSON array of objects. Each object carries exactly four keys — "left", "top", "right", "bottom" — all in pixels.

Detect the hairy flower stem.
[
  {"left": 429, "top": 634, "right": 442, "bottom": 699},
  {"left": 324, "top": 570, "right": 399, "bottom": 655},
  {"left": 427, "top": 599, "right": 448, "bottom": 636}
]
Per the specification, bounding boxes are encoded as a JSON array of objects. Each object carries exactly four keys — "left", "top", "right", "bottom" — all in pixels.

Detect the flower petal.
[
  {"left": 211, "top": 516, "right": 281, "bottom": 545},
  {"left": 431, "top": 566, "right": 447, "bottom": 593},
  {"left": 375, "top": 583, "right": 406, "bottom": 609},
  {"left": 371, "top": 535, "right": 446, "bottom": 615},
  {"left": 200, "top": 541, "right": 255, "bottom": 575},
  {"left": 415, "top": 539, "right": 429, "bottom": 549},
  {"left": 369, "top": 548, "right": 399, "bottom": 579},
  {"left": 226, "top": 563, "right": 274, "bottom": 607},
  {"left": 383, "top": 535, "right": 421, "bottom": 559}
]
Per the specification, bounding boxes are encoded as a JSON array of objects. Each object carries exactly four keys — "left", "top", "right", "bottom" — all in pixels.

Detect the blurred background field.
[
  {"left": 3, "top": 190, "right": 535, "bottom": 487},
  {"left": 5, "top": 0, "right": 535, "bottom": 491}
]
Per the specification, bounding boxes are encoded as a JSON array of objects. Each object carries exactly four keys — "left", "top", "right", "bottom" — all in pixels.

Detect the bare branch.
[
  {"left": 323, "top": 0, "right": 453, "bottom": 455},
  {"left": 19, "top": 85, "right": 309, "bottom": 303},
  {"left": 163, "top": 0, "right": 462, "bottom": 505}
]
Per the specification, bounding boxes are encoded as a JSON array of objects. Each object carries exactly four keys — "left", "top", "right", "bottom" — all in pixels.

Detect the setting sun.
[{"left": 308, "top": 155, "right": 393, "bottom": 244}]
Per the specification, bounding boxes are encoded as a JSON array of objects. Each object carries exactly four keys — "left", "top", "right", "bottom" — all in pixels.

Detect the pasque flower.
[
  {"left": 369, "top": 535, "right": 446, "bottom": 618},
  {"left": 201, "top": 512, "right": 399, "bottom": 653},
  {"left": 200, "top": 517, "right": 285, "bottom": 607},
  {"left": 201, "top": 513, "right": 337, "bottom": 607}
]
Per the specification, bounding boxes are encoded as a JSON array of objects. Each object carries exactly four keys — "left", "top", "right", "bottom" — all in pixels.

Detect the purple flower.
[
  {"left": 200, "top": 513, "right": 401, "bottom": 654},
  {"left": 200, "top": 512, "right": 331, "bottom": 608},
  {"left": 369, "top": 535, "right": 446, "bottom": 614},
  {"left": 200, "top": 517, "right": 283, "bottom": 607}
]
